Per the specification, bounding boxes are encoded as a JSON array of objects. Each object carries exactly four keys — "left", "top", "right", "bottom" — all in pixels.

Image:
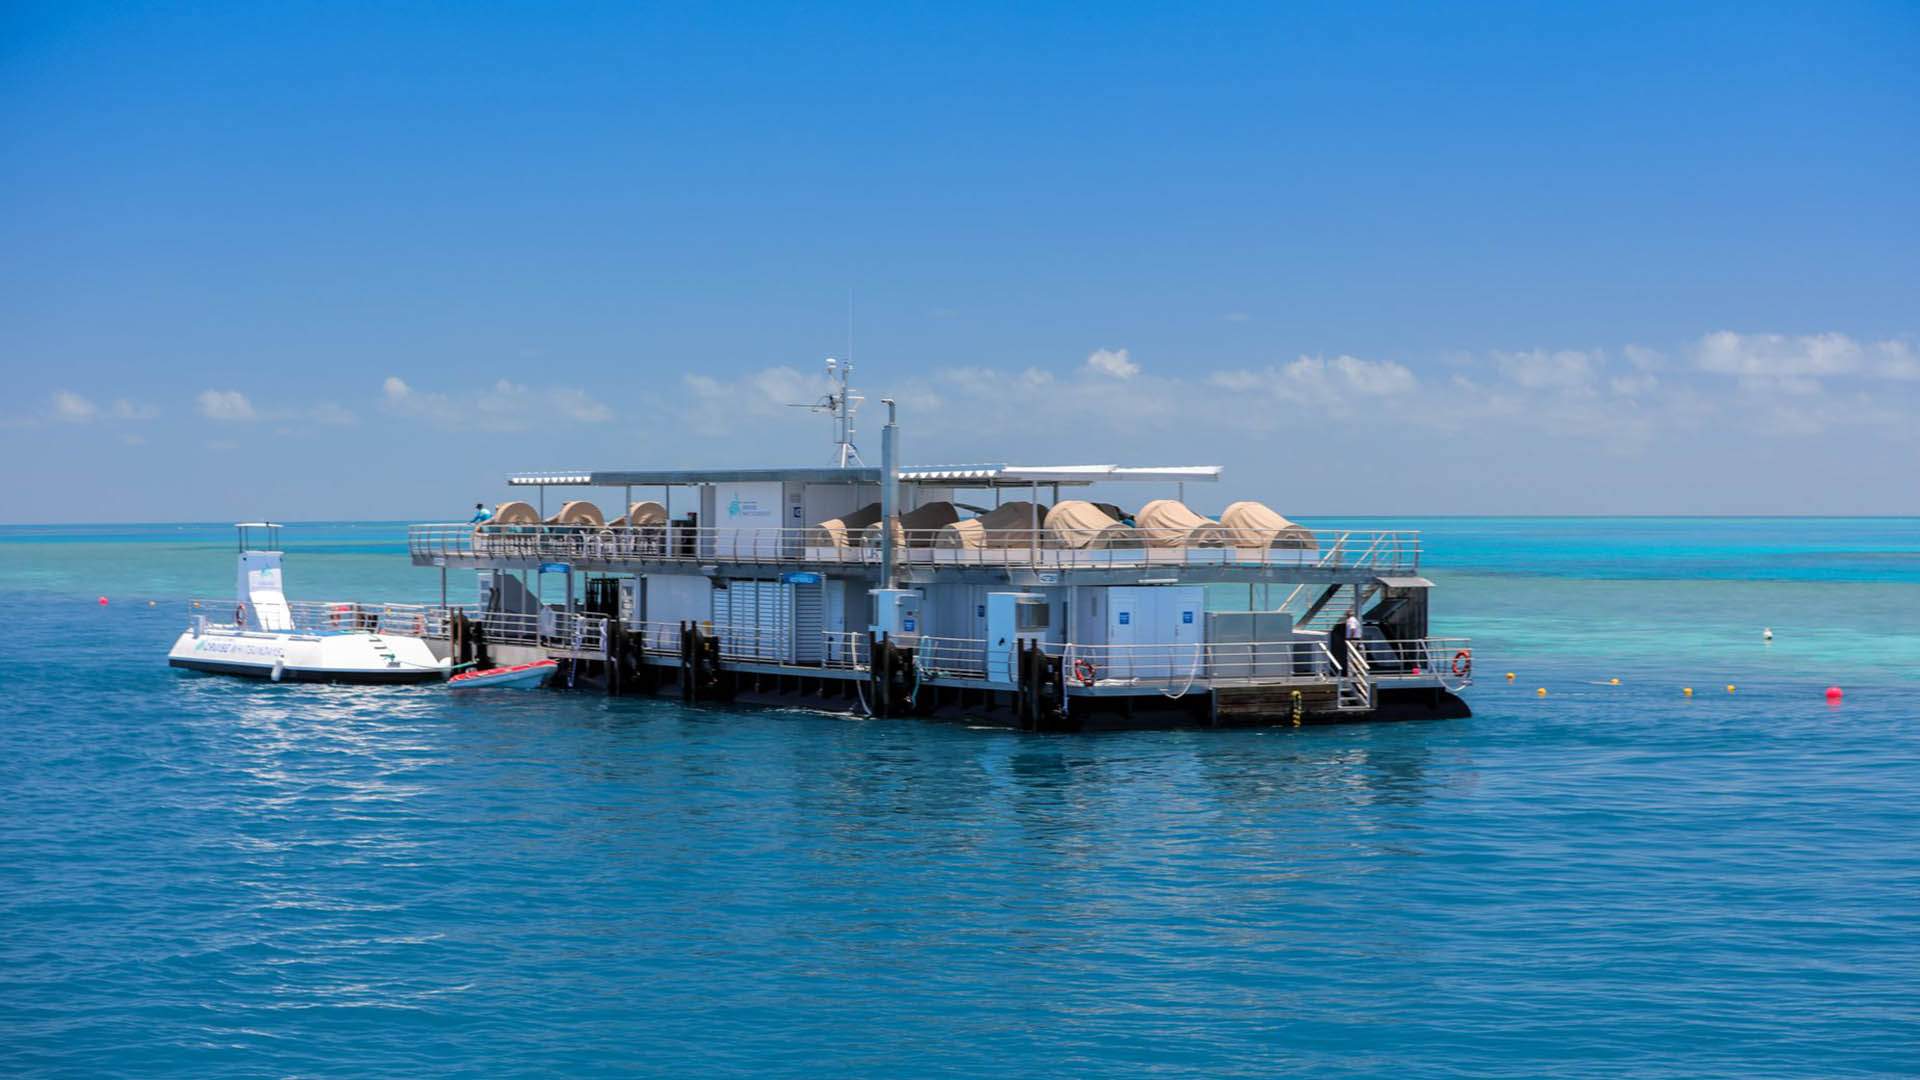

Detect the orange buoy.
[
  {"left": 1683, "top": 687, "right": 1693, "bottom": 697},
  {"left": 1826, "top": 686, "right": 1843, "bottom": 702},
  {"left": 1536, "top": 687, "right": 1547, "bottom": 697}
]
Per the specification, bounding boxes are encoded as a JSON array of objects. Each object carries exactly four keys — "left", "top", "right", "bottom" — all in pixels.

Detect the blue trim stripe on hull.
[{"left": 169, "top": 658, "right": 444, "bottom": 685}]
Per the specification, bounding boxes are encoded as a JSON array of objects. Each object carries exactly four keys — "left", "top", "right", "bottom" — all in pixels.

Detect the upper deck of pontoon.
[{"left": 408, "top": 463, "right": 1421, "bottom": 585}]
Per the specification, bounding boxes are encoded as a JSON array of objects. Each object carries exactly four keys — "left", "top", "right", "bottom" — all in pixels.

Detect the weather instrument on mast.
[{"left": 789, "top": 358, "right": 865, "bottom": 466}]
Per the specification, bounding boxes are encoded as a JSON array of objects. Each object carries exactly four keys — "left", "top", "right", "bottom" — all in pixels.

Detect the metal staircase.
[{"left": 1336, "top": 639, "right": 1374, "bottom": 712}]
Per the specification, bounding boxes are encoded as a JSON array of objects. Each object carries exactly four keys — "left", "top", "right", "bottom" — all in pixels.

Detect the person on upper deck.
[{"left": 469, "top": 502, "right": 492, "bottom": 524}]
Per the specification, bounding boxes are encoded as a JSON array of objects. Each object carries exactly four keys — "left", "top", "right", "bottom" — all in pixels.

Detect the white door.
[{"left": 1106, "top": 587, "right": 1142, "bottom": 679}]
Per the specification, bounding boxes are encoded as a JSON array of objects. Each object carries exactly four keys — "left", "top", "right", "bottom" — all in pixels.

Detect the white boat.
[
  {"left": 168, "top": 523, "right": 448, "bottom": 684},
  {"left": 448, "top": 659, "right": 557, "bottom": 690}
]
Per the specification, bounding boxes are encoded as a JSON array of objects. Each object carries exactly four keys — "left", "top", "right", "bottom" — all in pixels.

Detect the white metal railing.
[
  {"left": 1050, "top": 636, "right": 1469, "bottom": 693},
  {"left": 913, "top": 635, "right": 989, "bottom": 678},
  {"left": 822, "top": 631, "right": 870, "bottom": 671},
  {"left": 408, "top": 522, "right": 1421, "bottom": 574},
  {"left": 704, "top": 621, "right": 792, "bottom": 663},
  {"left": 630, "top": 619, "right": 683, "bottom": 655},
  {"left": 186, "top": 598, "right": 610, "bottom": 658}
]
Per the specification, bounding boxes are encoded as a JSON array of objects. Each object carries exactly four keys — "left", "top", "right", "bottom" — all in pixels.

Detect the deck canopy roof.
[
  {"left": 899, "top": 464, "right": 1222, "bottom": 487},
  {"left": 511, "top": 467, "right": 884, "bottom": 487},
  {"left": 508, "top": 464, "right": 1222, "bottom": 488}
]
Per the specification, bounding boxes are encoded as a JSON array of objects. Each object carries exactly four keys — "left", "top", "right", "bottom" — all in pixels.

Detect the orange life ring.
[
  {"left": 1072, "top": 657, "right": 1098, "bottom": 686},
  {"left": 1452, "top": 649, "right": 1472, "bottom": 677},
  {"left": 235, "top": 602, "right": 248, "bottom": 625}
]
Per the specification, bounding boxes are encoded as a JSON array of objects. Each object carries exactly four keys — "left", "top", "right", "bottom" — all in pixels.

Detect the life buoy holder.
[
  {"left": 234, "top": 602, "right": 248, "bottom": 626},
  {"left": 1072, "top": 657, "right": 1098, "bottom": 686},
  {"left": 1452, "top": 649, "right": 1472, "bottom": 677}
]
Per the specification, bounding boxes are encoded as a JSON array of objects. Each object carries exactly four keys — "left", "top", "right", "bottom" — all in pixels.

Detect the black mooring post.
[{"left": 680, "top": 621, "right": 696, "bottom": 702}]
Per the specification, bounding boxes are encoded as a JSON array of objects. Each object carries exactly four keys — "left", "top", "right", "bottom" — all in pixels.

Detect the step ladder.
[{"left": 1336, "top": 639, "right": 1374, "bottom": 711}]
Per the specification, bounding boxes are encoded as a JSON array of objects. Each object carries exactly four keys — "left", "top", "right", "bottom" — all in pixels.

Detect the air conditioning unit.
[{"left": 870, "top": 588, "right": 922, "bottom": 642}]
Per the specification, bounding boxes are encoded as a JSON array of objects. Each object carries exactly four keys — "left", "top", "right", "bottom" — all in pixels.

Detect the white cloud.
[
  {"left": 1084, "top": 347, "right": 1140, "bottom": 380},
  {"left": 196, "top": 390, "right": 256, "bottom": 421},
  {"left": 109, "top": 398, "right": 158, "bottom": 420},
  {"left": 308, "top": 402, "right": 358, "bottom": 426},
  {"left": 550, "top": 388, "right": 612, "bottom": 423},
  {"left": 380, "top": 375, "right": 610, "bottom": 431},
  {"left": 1494, "top": 349, "right": 1598, "bottom": 393},
  {"left": 1691, "top": 330, "right": 1919, "bottom": 380},
  {"left": 1331, "top": 354, "right": 1417, "bottom": 396},
  {"left": 1209, "top": 354, "right": 1416, "bottom": 410},
  {"left": 52, "top": 390, "right": 98, "bottom": 422},
  {"left": 1609, "top": 373, "right": 1659, "bottom": 397}
]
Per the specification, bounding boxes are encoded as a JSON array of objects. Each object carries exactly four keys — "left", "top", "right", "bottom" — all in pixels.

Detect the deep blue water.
[{"left": 2, "top": 519, "right": 1917, "bottom": 1077}]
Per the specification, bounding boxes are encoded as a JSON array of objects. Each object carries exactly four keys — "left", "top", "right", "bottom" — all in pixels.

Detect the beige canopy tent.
[
  {"left": 1045, "top": 500, "right": 1143, "bottom": 549},
  {"left": 1220, "top": 501, "right": 1316, "bottom": 550},
  {"left": 490, "top": 500, "right": 540, "bottom": 525},
  {"left": 545, "top": 500, "right": 605, "bottom": 527},
  {"left": 811, "top": 501, "right": 883, "bottom": 548},
  {"left": 936, "top": 501, "right": 1049, "bottom": 549},
  {"left": 862, "top": 501, "right": 962, "bottom": 549},
  {"left": 610, "top": 501, "right": 667, "bottom": 528},
  {"left": 1135, "top": 499, "right": 1228, "bottom": 548}
]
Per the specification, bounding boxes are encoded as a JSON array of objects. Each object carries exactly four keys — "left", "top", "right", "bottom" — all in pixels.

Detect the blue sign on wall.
[
  {"left": 781, "top": 571, "right": 822, "bottom": 585},
  {"left": 539, "top": 563, "right": 570, "bottom": 574},
  {"left": 1183, "top": 610, "right": 1194, "bottom": 624},
  {"left": 903, "top": 617, "right": 917, "bottom": 633},
  {"left": 977, "top": 604, "right": 986, "bottom": 618},
  {"left": 1118, "top": 612, "right": 1131, "bottom": 625}
]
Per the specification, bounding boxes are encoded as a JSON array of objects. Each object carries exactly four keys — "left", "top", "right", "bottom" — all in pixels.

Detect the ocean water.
[{"left": 2, "top": 519, "right": 1916, "bottom": 1077}]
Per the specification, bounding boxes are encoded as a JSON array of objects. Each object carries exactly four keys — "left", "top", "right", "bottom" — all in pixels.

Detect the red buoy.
[
  {"left": 1825, "top": 686, "right": 1844, "bottom": 703},
  {"left": 97, "top": 596, "right": 108, "bottom": 606}
]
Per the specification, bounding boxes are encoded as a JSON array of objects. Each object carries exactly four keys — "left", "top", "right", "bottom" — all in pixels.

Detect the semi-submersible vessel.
[{"left": 174, "top": 366, "right": 1472, "bottom": 729}]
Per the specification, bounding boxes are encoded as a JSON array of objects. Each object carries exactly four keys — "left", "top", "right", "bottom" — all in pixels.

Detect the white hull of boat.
[{"left": 168, "top": 625, "right": 447, "bottom": 684}]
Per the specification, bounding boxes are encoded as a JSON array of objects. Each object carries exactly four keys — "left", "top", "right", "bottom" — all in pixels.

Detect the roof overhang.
[
  {"left": 1374, "top": 576, "right": 1434, "bottom": 589},
  {"left": 898, "top": 464, "right": 1222, "bottom": 487},
  {"left": 510, "top": 467, "right": 885, "bottom": 487},
  {"left": 509, "top": 464, "right": 1222, "bottom": 488}
]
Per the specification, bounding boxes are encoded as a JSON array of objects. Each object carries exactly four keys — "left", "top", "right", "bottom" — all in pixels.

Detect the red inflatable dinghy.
[{"left": 448, "top": 659, "right": 556, "bottom": 690}]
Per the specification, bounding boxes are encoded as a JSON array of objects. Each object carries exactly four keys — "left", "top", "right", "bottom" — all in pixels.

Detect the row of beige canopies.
[
  {"left": 484, "top": 500, "right": 666, "bottom": 527},
  {"left": 482, "top": 497, "right": 1315, "bottom": 551},
  {"left": 813, "top": 499, "right": 1316, "bottom": 551}
]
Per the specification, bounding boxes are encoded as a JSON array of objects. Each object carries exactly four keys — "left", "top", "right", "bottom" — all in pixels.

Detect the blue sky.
[{"left": 3, "top": 2, "right": 1916, "bottom": 521}]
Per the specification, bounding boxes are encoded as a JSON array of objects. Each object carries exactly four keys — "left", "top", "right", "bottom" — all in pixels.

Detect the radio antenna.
[{"left": 786, "top": 356, "right": 864, "bottom": 466}]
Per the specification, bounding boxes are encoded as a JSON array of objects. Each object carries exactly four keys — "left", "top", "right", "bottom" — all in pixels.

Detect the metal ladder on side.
[{"left": 1336, "top": 639, "right": 1374, "bottom": 711}]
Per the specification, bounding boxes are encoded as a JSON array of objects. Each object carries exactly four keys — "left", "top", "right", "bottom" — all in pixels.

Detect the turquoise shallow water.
[{"left": 2, "top": 519, "right": 1917, "bottom": 1077}]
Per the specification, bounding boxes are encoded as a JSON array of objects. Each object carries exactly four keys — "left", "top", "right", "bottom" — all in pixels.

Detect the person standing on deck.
[
  {"left": 469, "top": 502, "right": 492, "bottom": 524},
  {"left": 1344, "top": 609, "right": 1363, "bottom": 673}
]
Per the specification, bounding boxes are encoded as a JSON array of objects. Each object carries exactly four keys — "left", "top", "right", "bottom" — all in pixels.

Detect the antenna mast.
[{"left": 787, "top": 358, "right": 864, "bottom": 466}]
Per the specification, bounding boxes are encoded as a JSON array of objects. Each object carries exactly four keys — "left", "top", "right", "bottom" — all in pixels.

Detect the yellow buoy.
[
  {"left": 1536, "top": 687, "right": 1547, "bottom": 696},
  {"left": 1727, "top": 684, "right": 1736, "bottom": 693},
  {"left": 1506, "top": 672, "right": 1516, "bottom": 681},
  {"left": 1683, "top": 687, "right": 1693, "bottom": 697},
  {"left": 1609, "top": 677, "right": 1621, "bottom": 685}
]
